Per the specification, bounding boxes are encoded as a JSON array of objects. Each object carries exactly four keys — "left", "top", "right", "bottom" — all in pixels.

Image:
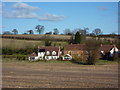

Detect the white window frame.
[
  {"left": 46, "top": 51, "right": 50, "bottom": 55},
  {"left": 52, "top": 51, "right": 56, "bottom": 55}
]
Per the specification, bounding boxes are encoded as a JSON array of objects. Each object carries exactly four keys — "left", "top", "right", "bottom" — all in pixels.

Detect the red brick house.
[
  {"left": 63, "top": 44, "right": 87, "bottom": 60},
  {"left": 64, "top": 44, "right": 119, "bottom": 60}
]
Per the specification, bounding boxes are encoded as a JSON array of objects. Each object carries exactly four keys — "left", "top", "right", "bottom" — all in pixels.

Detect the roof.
[
  {"left": 38, "top": 46, "right": 59, "bottom": 56},
  {"left": 99, "top": 45, "right": 114, "bottom": 52},
  {"left": 29, "top": 52, "right": 37, "bottom": 56},
  {"left": 64, "top": 44, "right": 86, "bottom": 51},
  {"left": 64, "top": 44, "right": 116, "bottom": 53}
]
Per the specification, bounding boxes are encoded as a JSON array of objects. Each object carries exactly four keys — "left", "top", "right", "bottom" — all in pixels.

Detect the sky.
[{"left": 0, "top": 2, "right": 118, "bottom": 34}]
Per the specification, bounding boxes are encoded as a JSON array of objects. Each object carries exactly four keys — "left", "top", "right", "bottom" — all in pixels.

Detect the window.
[
  {"left": 39, "top": 49, "right": 45, "bottom": 52},
  {"left": 52, "top": 51, "right": 56, "bottom": 55},
  {"left": 46, "top": 51, "right": 50, "bottom": 55}
]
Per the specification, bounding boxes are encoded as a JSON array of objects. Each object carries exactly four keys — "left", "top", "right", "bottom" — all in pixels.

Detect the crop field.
[
  {"left": 1, "top": 34, "right": 117, "bottom": 42},
  {"left": 2, "top": 59, "right": 118, "bottom": 88}
]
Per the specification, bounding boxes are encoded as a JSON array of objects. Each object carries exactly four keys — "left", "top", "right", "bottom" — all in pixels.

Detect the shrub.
[
  {"left": 16, "top": 55, "right": 27, "bottom": 61},
  {"left": 72, "top": 54, "right": 86, "bottom": 64}
]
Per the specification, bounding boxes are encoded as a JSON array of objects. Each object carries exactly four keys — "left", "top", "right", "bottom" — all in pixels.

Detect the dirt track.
[{"left": 2, "top": 62, "right": 118, "bottom": 88}]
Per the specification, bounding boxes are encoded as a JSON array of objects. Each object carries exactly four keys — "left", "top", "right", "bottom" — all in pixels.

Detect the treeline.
[
  {"left": 2, "top": 47, "right": 38, "bottom": 55},
  {"left": 2, "top": 55, "right": 27, "bottom": 61}
]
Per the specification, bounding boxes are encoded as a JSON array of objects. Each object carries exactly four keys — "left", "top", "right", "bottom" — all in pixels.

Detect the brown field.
[
  {"left": 2, "top": 60, "right": 118, "bottom": 88},
  {"left": 1, "top": 34, "right": 117, "bottom": 42}
]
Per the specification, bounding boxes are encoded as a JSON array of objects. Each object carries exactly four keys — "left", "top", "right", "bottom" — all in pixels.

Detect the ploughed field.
[{"left": 2, "top": 61, "right": 118, "bottom": 88}]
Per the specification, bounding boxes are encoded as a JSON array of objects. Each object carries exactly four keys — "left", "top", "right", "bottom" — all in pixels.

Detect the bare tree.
[
  {"left": 12, "top": 29, "right": 18, "bottom": 35},
  {"left": 35, "top": 25, "right": 44, "bottom": 34},
  {"left": 85, "top": 39, "right": 101, "bottom": 65},
  {"left": 64, "top": 29, "right": 72, "bottom": 35},
  {"left": 92, "top": 28, "right": 102, "bottom": 36},
  {"left": 53, "top": 28, "right": 59, "bottom": 35}
]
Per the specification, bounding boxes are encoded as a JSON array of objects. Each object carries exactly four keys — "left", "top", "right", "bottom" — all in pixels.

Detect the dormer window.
[
  {"left": 46, "top": 51, "right": 50, "bottom": 55},
  {"left": 52, "top": 51, "right": 56, "bottom": 55}
]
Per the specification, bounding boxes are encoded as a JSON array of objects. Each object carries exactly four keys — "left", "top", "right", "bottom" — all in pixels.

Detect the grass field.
[
  {"left": 2, "top": 38, "right": 68, "bottom": 49},
  {"left": 2, "top": 58, "right": 118, "bottom": 88}
]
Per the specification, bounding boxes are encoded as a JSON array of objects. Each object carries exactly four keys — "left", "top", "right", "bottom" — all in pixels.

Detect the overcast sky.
[{"left": 1, "top": 2, "right": 118, "bottom": 34}]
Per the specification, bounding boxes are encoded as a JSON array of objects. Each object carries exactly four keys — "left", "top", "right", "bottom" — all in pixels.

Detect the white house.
[
  {"left": 29, "top": 46, "right": 61, "bottom": 61},
  {"left": 99, "top": 44, "right": 119, "bottom": 59},
  {"left": 28, "top": 52, "right": 38, "bottom": 61}
]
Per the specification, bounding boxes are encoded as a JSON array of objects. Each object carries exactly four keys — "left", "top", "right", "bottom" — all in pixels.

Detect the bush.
[
  {"left": 72, "top": 55, "right": 86, "bottom": 64},
  {"left": 16, "top": 55, "right": 27, "bottom": 61}
]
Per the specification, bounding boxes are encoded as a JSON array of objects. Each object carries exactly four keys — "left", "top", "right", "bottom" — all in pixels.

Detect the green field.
[{"left": 2, "top": 38, "right": 68, "bottom": 49}]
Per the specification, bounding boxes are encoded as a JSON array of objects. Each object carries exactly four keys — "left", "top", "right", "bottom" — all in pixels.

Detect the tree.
[
  {"left": 3, "top": 31, "right": 13, "bottom": 35},
  {"left": 45, "top": 31, "right": 52, "bottom": 35},
  {"left": 79, "top": 27, "right": 89, "bottom": 35},
  {"left": 85, "top": 39, "right": 101, "bottom": 65},
  {"left": 92, "top": 28, "right": 102, "bottom": 36},
  {"left": 12, "top": 29, "right": 18, "bottom": 35},
  {"left": 64, "top": 29, "right": 72, "bottom": 35},
  {"left": 53, "top": 28, "right": 59, "bottom": 35},
  {"left": 75, "top": 32, "right": 82, "bottom": 44},
  {"left": 35, "top": 25, "right": 44, "bottom": 34},
  {"left": 27, "top": 30, "right": 34, "bottom": 34}
]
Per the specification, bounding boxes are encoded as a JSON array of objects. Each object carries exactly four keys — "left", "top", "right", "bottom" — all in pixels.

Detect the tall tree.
[
  {"left": 75, "top": 32, "right": 82, "bottom": 44},
  {"left": 27, "top": 30, "right": 34, "bottom": 34},
  {"left": 85, "top": 39, "right": 100, "bottom": 65},
  {"left": 92, "top": 28, "right": 102, "bottom": 36},
  {"left": 53, "top": 28, "right": 59, "bottom": 35},
  {"left": 35, "top": 25, "right": 44, "bottom": 34},
  {"left": 12, "top": 29, "right": 18, "bottom": 35}
]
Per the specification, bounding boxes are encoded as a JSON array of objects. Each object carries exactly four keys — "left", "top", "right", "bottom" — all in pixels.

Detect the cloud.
[
  {"left": 97, "top": 6, "right": 108, "bottom": 11},
  {"left": 4, "top": 10, "right": 38, "bottom": 19},
  {"left": 12, "top": 2, "right": 40, "bottom": 11},
  {"left": 3, "top": 2, "right": 65, "bottom": 21},
  {"left": 38, "top": 14, "right": 65, "bottom": 21}
]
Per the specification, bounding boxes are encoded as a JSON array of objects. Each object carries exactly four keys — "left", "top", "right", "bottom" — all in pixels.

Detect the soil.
[{"left": 2, "top": 62, "right": 118, "bottom": 88}]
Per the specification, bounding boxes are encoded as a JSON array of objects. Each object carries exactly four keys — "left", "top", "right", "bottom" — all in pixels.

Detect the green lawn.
[
  {"left": 2, "top": 57, "right": 118, "bottom": 65},
  {"left": 96, "top": 59, "right": 118, "bottom": 65}
]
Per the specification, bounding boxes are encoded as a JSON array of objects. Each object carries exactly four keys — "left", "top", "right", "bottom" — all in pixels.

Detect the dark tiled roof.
[
  {"left": 64, "top": 44, "right": 86, "bottom": 51},
  {"left": 64, "top": 44, "right": 115, "bottom": 53},
  {"left": 38, "top": 46, "right": 59, "bottom": 56},
  {"left": 99, "top": 45, "right": 114, "bottom": 52}
]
